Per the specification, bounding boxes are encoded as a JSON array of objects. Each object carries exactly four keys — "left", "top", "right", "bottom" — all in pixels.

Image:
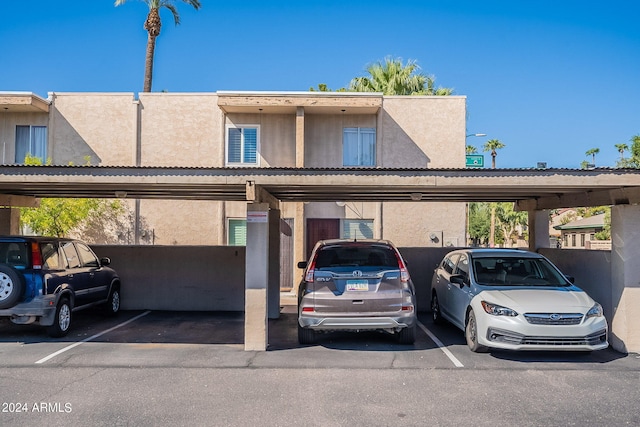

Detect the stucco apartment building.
[{"left": 1, "top": 91, "right": 467, "bottom": 288}]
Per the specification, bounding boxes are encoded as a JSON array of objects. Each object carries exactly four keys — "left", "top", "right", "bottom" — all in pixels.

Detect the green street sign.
[{"left": 466, "top": 154, "right": 484, "bottom": 168}]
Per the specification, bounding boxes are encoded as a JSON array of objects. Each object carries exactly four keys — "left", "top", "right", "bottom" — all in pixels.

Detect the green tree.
[
  {"left": 585, "top": 148, "right": 599, "bottom": 166},
  {"left": 115, "top": 0, "right": 201, "bottom": 92},
  {"left": 466, "top": 145, "right": 478, "bottom": 154},
  {"left": 495, "top": 203, "right": 528, "bottom": 247},
  {"left": 615, "top": 143, "right": 629, "bottom": 161},
  {"left": 347, "top": 57, "right": 454, "bottom": 96},
  {"left": 468, "top": 202, "right": 491, "bottom": 246},
  {"left": 19, "top": 156, "right": 125, "bottom": 239},
  {"left": 482, "top": 139, "right": 505, "bottom": 169}
]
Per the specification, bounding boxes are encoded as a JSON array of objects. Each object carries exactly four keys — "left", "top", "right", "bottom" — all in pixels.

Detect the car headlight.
[
  {"left": 481, "top": 301, "right": 518, "bottom": 317},
  {"left": 586, "top": 303, "right": 603, "bottom": 318}
]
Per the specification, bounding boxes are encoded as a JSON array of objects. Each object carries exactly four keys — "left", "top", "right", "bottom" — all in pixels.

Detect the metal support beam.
[
  {"left": 0, "top": 195, "right": 39, "bottom": 208},
  {"left": 515, "top": 186, "right": 640, "bottom": 211}
]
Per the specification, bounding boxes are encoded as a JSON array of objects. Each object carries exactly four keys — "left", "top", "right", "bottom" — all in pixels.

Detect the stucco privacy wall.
[
  {"left": 94, "top": 245, "right": 246, "bottom": 311},
  {"left": 50, "top": 93, "right": 137, "bottom": 165}
]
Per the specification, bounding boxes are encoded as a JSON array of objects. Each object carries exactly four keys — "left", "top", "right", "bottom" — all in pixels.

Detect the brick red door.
[{"left": 306, "top": 219, "right": 340, "bottom": 258}]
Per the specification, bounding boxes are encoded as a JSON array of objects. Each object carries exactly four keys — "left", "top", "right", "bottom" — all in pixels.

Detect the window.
[
  {"left": 342, "top": 219, "right": 374, "bottom": 239},
  {"left": 61, "top": 242, "right": 80, "bottom": 269},
  {"left": 343, "top": 127, "right": 376, "bottom": 166},
  {"left": 41, "top": 243, "right": 61, "bottom": 269},
  {"left": 454, "top": 254, "right": 469, "bottom": 282},
  {"left": 226, "top": 125, "right": 259, "bottom": 166},
  {"left": 76, "top": 242, "right": 99, "bottom": 268},
  {"left": 15, "top": 125, "right": 47, "bottom": 163},
  {"left": 228, "top": 219, "right": 247, "bottom": 246}
]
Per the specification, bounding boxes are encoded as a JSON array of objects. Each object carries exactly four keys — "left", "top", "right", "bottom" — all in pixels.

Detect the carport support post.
[
  {"left": 528, "top": 209, "right": 550, "bottom": 251},
  {"left": 609, "top": 204, "right": 640, "bottom": 353},
  {"left": 244, "top": 203, "right": 281, "bottom": 351}
]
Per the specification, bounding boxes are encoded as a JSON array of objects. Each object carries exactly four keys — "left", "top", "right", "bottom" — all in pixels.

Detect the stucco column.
[
  {"left": 0, "top": 208, "right": 20, "bottom": 234},
  {"left": 610, "top": 204, "right": 640, "bottom": 353},
  {"left": 244, "top": 203, "right": 281, "bottom": 351},
  {"left": 528, "top": 209, "right": 550, "bottom": 251}
]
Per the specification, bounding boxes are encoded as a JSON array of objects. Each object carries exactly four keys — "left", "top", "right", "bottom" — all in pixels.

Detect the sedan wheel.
[
  {"left": 465, "top": 309, "right": 488, "bottom": 353},
  {"left": 431, "top": 293, "right": 443, "bottom": 324}
]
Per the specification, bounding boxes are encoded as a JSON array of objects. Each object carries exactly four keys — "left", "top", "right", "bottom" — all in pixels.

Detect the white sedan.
[{"left": 430, "top": 249, "right": 608, "bottom": 352}]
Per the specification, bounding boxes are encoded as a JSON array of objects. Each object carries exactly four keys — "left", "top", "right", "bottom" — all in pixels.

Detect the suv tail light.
[
  {"left": 31, "top": 242, "right": 43, "bottom": 269},
  {"left": 394, "top": 250, "right": 410, "bottom": 283},
  {"left": 304, "top": 256, "right": 317, "bottom": 282}
]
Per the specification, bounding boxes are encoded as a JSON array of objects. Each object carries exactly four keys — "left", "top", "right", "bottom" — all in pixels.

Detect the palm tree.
[
  {"left": 348, "top": 57, "right": 453, "bottom": 96},
  {"left": 466, "top": 145, "right": 478, "bottom": 154},
  {"left": 115, "top": 0, "right": 202, "bottom": 92},
  {"left": 615, "top": 143, "right": 629, "bottom": 160},
  {"left": 482, "top": 139, "right": 505, "bottom": 169},
  {"left": 585, "top": 148, "right": 600, "bottom": 165}
]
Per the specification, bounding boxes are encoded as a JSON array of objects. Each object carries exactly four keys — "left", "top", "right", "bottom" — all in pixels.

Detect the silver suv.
[{"left": 297, "top": 239, "right": 416, "bottom": 345}]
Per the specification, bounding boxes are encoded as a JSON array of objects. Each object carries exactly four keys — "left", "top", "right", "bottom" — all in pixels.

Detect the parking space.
[{"left": 0, "top": 307, "right": 633, "bottom": 371}]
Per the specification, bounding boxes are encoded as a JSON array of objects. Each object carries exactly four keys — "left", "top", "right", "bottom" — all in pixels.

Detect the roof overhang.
[
  {"left": 0, "top": 166, "right": 639, "bottom": 210},
  {"left": 0, "top": 92, "right": 50, "bottom": 113},
  {"left": 216, "top": 91, "right": 382, "bottom": 114}
]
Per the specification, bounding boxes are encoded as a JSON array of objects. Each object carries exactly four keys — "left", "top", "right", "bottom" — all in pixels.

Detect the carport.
[{"left": 0, "top": 165, "right": 639, "bottom": 353}]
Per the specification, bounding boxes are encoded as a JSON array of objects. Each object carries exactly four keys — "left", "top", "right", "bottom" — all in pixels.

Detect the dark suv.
[
  {"left": 297, "top": 239, "right": 417, "bottom": 345},
  {"left": 0, "top": 236, "right": 121, "bottom": 337}
]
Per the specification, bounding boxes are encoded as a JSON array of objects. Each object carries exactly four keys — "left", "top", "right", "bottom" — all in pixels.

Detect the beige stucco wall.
[
  {"left": 0, "top": 112, "right": 49, "bottom": 164},
  {"left": 49, "top": 93, "right": 137, "bottom": 166},
  {"left": 43, "top": 92, "right": 466, "bottom": 250},
  {"left": 139, "top": 93, "right": 222, "bottom": 167},
  {"left": 381, "top": 96, "right": 466, "bottom": 168}
]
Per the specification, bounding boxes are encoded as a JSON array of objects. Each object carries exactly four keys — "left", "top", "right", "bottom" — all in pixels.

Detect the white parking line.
[
  {"left": 417, "top": 321, "right": 464, "bottom": 368},
  {"left": 35, "top": 311, "right": 151, "bottom": 364}
]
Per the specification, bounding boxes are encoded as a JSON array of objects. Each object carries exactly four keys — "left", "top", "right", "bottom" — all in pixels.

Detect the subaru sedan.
[
  {"left": 431, "top": 249, "right": 608, "bottom": 352},
  {"left": 297, "top": 239, "right": 417, "bottom": 345}
]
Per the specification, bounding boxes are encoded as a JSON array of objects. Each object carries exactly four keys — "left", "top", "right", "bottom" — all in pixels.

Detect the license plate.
[{"left": 346, "top": 280, "right": 368, "bottom": 291}]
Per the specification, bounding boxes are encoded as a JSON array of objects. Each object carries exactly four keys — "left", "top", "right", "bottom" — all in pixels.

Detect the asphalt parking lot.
[{"left": 1, "top": 306, "right": 639, "bottom": 427}]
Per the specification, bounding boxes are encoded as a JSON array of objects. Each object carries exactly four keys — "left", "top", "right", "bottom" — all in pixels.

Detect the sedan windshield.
[{"left": 471, "top": 256, "right": 570, "bottom": 287}]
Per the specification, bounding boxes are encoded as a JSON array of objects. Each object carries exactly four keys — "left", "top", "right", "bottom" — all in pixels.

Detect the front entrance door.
[{"left": 306, "top": 219, "right": 340, "bottom": 258}]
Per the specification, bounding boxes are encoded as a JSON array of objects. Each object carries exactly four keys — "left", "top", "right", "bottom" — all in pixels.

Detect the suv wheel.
[
  {"left": 397, "top": 325, "right": 416, "bottom": 345},
  {"left": 47, "top": 297, "right": 72, "bottom": 338},
  {"left": 298, "top": 325, "right": 316, "bottom": 345},
  {"left": 0, "top": 265, "right": 25, "bottom": 309}
]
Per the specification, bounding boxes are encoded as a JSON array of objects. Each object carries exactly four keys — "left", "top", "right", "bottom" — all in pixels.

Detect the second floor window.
[
  {"left": 343, "top": 127, "right": 376, "bottom": 166},
  {"left": 226, "top": 125, "right": 259, "bottom": 166},
  {"left": 15, "top": 125, "right": 47, "bottom": 163}
]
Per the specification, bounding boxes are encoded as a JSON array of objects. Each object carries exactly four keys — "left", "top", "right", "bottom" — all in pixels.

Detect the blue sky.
[{"left": 2, "top": 0, "right": 638, "bottom": 168}]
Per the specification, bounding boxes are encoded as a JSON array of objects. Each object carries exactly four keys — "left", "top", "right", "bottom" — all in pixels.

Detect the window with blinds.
[
  {"left": 226, "top": 125, "right": 259, "bottom": 165},
  {"left": 228, "top": 219, "right": 247, "bottom": 246}
]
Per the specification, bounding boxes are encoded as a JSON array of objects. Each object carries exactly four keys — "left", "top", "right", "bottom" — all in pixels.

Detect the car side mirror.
[
  {"left": 100, "top": 257, "right": 111, "bottom": 266},
  {"left": 297, "top": 261, "right": 308, "bottom": 269},
  {"left": 450, "top": 274, "right": 466, "bottom": 286}
]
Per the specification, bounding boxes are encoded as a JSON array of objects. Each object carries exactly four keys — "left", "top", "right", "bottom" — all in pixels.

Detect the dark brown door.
[{"left": 306, "top": 219, "right": 340, "bottom": 258}]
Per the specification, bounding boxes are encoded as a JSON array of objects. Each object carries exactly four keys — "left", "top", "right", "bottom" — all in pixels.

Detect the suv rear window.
[
  {"left": 0, "top": 242, "right": 29, "bottom": 267},
  {"left": 316, "top": 244, "right": 398, "bottom": 268}
]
